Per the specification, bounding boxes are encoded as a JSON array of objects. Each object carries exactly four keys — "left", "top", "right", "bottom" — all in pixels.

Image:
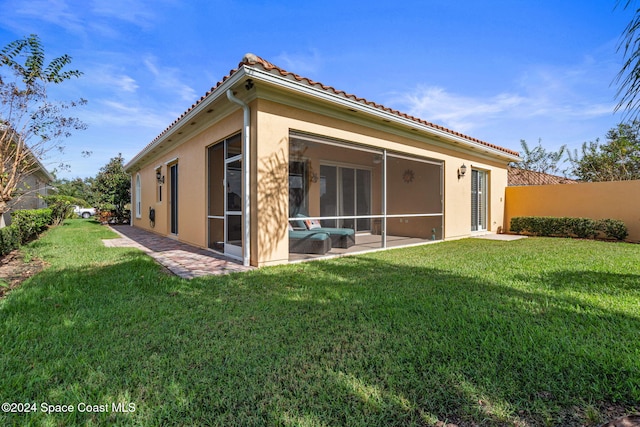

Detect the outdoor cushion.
[
  {"left": 289, "top": 230, "right": 332, "bottom": 254},
  {"left": 292, "top": 214, "right": 309, "bottom": 229},
  {"left": 304, "top": 218, "right": 322, "bottom": 229},
  {"left": 293, "top": 215, "right": 355, "bottom": 248}
]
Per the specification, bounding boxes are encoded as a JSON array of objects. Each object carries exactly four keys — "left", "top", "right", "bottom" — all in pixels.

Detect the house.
[
  {"left": 124, "top": 53, "right": 520, "bottom": 267},
  {"left": 507, "top": 167, "right": 576, "bottom": 186},
  {"left": 0, "top": 122, "right": 55, "bottom": 227},
  {"left": 0, "top": 153, "right": 54, "bottom": 227}
]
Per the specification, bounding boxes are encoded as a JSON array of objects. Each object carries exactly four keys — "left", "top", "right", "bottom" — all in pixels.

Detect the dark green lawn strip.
[{"left": 0, "top": 221, "right": 638, "bottom": 426}]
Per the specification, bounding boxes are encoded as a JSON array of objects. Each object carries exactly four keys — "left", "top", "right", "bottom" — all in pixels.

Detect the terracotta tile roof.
[
  {"left": 143, "top": 53, "right": 520, "bottom": 161},
  {"left": 508, "top": 167, "right": 577, "bottom": 186}
]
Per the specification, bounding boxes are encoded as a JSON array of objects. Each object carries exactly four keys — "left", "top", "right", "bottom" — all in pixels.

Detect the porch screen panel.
[
  {"left": 289, "top": 161, "right": 309, "bottom": 217},
  {"left": 386, "top": 155, "right": 443, "bottom": 240},
  {"left": 356, "top": 169, "right": 371, "bottom": 231},
  {"left": 340, "top": 168, "right": 355, "bottom": 229},
  {"left": 319, "top": 165, "right": 337, "bottom": 227},
  {"left": 208, "top": 143, "right": 224, "bottom": 217},
  {"left": 208, "top": 218, "right": 224, "bottom": 251}
]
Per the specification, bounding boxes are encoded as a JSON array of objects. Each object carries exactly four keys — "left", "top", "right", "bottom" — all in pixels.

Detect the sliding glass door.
[{"left": 319, "top": 165, "right": 371, "bottom": 232}]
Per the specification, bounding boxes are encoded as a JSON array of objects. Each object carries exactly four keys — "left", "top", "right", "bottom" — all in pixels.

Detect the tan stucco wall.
[
  {"left": 254, "top": 98, "right": 510, "bottom": 265},
  {"left": 131, "top": 94, "right": 511, "bottom": 267},
  {"left": 504, "top": 180, "right": 640, "bottom": 242},
  {"left": 130, "top": 111, "right": 245, "bottom": 248}
]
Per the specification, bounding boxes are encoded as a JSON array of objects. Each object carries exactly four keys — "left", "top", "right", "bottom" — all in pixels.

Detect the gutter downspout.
[{"left": 226, "top": 89, "right": 251, "bottom": 267}]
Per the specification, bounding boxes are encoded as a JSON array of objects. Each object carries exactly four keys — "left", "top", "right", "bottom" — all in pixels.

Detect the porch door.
[
  {"left": 225, "top": 155, "right": 242, "bottom": 258},
  {"left": 170, "top": 163, "right": 179, "bottom": 234},
  {"left": 207, "top": 134, "right": 243, "bottom": 260},
  {"left": 471, "top": 169, "right": 487, "bottom": 232}
]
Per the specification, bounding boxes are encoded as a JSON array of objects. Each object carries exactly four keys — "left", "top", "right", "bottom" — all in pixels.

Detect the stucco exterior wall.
[
  {"left": 254, "top": 98, "right": 510, "bottom": 265},
  {"left": 130, "top": 111, "right": 245, "bottom": 248},
  {"left": 130, "top": 94, "right": 511, "bottom": 267},
  {"left": 504, "top": 180, "right": 640, "bottom": 242}
]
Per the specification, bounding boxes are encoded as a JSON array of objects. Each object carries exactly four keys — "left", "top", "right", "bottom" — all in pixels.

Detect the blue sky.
[{"left": 0, "top": 0, "right": 633, "bottom": 179}]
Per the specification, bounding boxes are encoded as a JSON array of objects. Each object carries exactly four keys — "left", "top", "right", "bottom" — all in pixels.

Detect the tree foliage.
[
  {"left": 615, "top": 1, "right": 640, "bottom": 121},
  {"left": 53, "top": 176, "right": 96, "bottom": 206},
  {"left": 94, "top": 154, "right": 130, "bottom": 220},
  {"left": 567, "top": 121, "right": 640, "bottom": 181},
  {"left": 0, "top": 34, "right": 86, "bottom": 214},
  {"left": 510, "top": 139, "right": 566, "bottom": 175}
]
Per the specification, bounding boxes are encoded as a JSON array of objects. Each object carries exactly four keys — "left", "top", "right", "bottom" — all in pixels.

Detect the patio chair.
[{"left": 293, "top": 214, "right": 355, "bottom": 248}]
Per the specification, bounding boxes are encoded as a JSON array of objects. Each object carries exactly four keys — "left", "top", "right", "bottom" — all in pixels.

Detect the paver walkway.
[{"left": 104, "top": 225, "right": 253, "bottom": 279}]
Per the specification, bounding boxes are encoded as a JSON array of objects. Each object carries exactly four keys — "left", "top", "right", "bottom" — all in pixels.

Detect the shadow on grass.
[{"left": 0, "top": 252, "right": 638, "bottom": 426}]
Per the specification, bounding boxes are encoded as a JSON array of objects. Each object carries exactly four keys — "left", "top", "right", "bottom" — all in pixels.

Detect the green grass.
[{"left": 1, "top": 219, "right": 639, "bottom": 426}]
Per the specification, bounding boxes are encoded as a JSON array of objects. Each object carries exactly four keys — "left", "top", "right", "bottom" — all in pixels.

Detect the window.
[{"left": 135, "top": 174, "right": 141, "bottom": 218}]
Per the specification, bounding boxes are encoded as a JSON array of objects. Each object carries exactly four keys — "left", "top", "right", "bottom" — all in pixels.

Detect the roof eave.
[
  {"left": 244, "top": 65, "right": 521, "bottom": 162},
  {"left": 124, "top": 67, "right": 249, "bottom": 172}
]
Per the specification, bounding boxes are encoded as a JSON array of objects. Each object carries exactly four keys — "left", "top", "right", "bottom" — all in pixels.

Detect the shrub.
[
  {"left": 597, "top": 218, "right": 629, "bottom": 240},
  {"left": 0, "top": 224, "right": 20, "bottom": 256},
  {"left": 510, "top": 216, "right": 628, "bottom": 241},
  {"left": 12, "top": 209, "right": 52, "bottom": 243},
  {"left": 44, "top": 195, "right": 89, "bottom": 225}
]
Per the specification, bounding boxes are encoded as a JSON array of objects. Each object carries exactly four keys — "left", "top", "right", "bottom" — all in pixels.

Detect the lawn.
[{"left": 1, "top": 220, "right": 639, "bottom": 426}]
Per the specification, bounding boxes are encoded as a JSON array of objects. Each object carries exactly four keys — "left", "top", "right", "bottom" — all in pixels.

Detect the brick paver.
[{"left": 104, "top": 225, "right": 253, "bottom": 279}]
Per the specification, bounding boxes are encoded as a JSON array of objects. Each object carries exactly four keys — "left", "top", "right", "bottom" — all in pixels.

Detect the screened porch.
[{"left": 288, "top": 132, "right": 443, "bottom": 260}]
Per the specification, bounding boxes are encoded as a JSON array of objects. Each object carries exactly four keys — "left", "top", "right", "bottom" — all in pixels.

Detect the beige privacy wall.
[{"left": 504, "top": 180, "right": 640, "bottom": 242}]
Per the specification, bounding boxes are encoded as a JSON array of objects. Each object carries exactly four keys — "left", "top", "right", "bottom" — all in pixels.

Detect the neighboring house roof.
[
  {"left": 126, "top": 53, "right": 520, "bottom": 171},
  {"left": 30, "top": 153, "right": 54, "bottom": 183},
  {"left": 508, "top": 167, "right": 576, "bottom": 186},
  {"left": 0, "top": 124, "right": 54, "bottom": 182}
]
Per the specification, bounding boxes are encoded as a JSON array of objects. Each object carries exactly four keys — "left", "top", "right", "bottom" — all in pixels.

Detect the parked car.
[{"left": 73, "top": 205, "right": 96, "bottom": 219}]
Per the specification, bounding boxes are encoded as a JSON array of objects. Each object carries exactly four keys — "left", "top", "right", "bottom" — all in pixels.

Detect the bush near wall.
[
  {"left": 0, "top": 208, "right": 53, "bottom": 256},
  {"left": 44, "top": 195, "right": 89, "bottom": 225},
  {"left": 0, "top": 225, "right": 20, "bottom": 257},
  {"left": 12, "top": 209, "right": 53, "bottom": 243},
  {"left": 510, "top": 216, "right": 628, "bottom": 241}
]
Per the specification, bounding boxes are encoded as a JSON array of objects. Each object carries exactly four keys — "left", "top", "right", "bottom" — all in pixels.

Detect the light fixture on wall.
[
  {"left": 156, "top": 170, "right": 165, "bottom": 184},
  {"left": 458, "top": 163, "right": 467, "bottom": 179}
]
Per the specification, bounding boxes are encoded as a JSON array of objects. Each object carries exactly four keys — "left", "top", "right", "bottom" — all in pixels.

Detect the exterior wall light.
[
  {"left": 156, "top": 171, "right": 165, "bottom": 184},
  {"left": 458, "top": 163, "right": 467, "bottom": 179}
]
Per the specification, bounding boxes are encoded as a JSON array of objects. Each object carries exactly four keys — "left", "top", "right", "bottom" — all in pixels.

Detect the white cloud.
[
  {"left": 389, "top": 53, "right": 626, "bottom": 155},
  {"left": 399, "top": 87, "right": 526, "bottom": 132},
  {"left": 89, "top": 69, "right": 139, "bottom": 93},
  {"left": 395, "top": 58, "right": 619, "bottom": 136},
  {"left": 1, "top": 0, "right": 86, "bottom": 34},
  {"left": 84, "top": 100, "right": 171, "bottom": 129},
  {"left": 89, "top": 0, "right": 160, "bottom": 29},
  {"left": 143, "top": 56, "right": 197, "bottom": 103}
]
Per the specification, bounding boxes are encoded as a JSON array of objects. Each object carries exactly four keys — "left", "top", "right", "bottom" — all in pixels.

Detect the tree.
[
  {"left": 52, "top": 176, "right": 96, "bottom": 206},
  {"left": 614, "top": 1, "right": 640, "bottom": 121},
  {"left": 94, "top": 154, "right": 130, "bottom": 221},
  {"left": 510, "top": 139, "right": 566, "bottom": 175},
  {"left": 567, "top": 121, "right": 640, "bottom": 181},
  {"left": 0, "top": 34, "right": 86, "bottom": 214}
]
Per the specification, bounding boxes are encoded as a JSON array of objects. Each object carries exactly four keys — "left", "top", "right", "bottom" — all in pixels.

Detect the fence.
[{"left": 504, "top": 180, "right": 640, "bottom": 242}]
